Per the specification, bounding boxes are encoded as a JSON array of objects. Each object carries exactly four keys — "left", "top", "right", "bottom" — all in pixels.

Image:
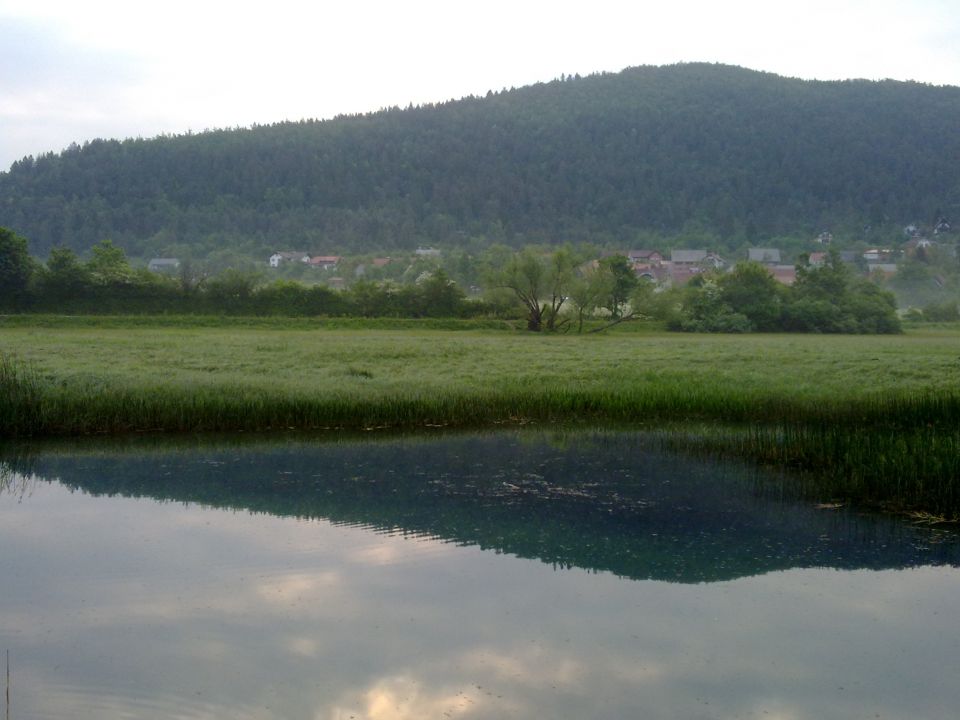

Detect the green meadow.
[{"left": 2, "top": 316, "right": 960, "bottom": 516}]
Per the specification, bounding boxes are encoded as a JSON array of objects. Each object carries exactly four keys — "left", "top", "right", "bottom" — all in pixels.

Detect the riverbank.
[{"left": 2, "top": 317, "right": 959, "bottom": 515}]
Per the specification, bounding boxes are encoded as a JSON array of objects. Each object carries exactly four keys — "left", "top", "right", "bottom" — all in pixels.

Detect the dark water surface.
[{"left": 1, "top": 430, "right": 958, "bottom": 719}]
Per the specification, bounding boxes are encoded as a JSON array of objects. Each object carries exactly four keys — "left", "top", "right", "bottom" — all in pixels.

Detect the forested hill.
[{"left": 3, "top": 63, "right": 960, "bottom": 258}]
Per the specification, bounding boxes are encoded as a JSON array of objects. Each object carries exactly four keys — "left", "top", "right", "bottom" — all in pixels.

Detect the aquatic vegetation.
[{"left": 2, "top": 321, "right": 959, "bottom": 515}]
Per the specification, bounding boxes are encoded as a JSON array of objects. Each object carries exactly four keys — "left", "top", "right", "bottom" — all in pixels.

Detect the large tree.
[
  {"left": 0, "top": 226, "right": 34, "bottom": 309},
  {"left": 597, "top": 255, "right": 638, "bottom": 319},
  {"left": 495, "top": 248, "right": 577, "bottom": 331}
]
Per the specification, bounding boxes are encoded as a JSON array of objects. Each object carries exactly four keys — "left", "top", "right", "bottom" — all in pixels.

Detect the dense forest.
[{"left": 2, "top": 63, "right": 959, "bottom": 260}]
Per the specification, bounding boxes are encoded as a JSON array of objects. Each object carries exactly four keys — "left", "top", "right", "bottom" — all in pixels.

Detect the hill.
[{"left": 2, "top": 63, "right": 959, "bottom": 258}]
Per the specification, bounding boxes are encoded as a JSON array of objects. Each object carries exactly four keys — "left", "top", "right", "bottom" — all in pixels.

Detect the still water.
[{"left": 1, "top": 430, "right": 958, "bottom": 719}]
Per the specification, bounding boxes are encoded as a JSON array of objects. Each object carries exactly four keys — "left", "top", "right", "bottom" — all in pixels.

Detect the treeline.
[
  {"left": 0, "top": 227, "right": 905, "bottom": 333},
  {"left": 675, "top": 253, "right": 901, "bottom": 333},
  {"left": 487, "top": 245, "right": 902, "bottom": 334},
  {"left": 2, "top": 63, "right": 960, "bottom": 258},
  {"left": 0, "top": 230, "right": 480, "bottom": 318}
]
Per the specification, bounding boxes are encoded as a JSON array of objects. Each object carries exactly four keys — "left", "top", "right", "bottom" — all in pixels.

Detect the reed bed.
[{"left": 2, "top": 321, "right": 959, "bottom": 515}]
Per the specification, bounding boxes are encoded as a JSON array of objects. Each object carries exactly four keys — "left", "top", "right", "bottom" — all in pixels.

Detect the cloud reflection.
[
  {"left": 2, "top": 447, "right": 960, "bottom": 719},
  {"left": 327, "top": 676, "right": 488, "bottom": 720}
]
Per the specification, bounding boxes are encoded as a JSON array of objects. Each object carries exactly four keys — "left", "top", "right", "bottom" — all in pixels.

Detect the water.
[{"left": 1, "top": 430, "right": 958, "bottom": 719}]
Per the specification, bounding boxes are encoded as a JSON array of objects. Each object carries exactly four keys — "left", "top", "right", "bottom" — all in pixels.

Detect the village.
[{"left": 251, "top": 221, "right": 954, "bottom": 295}]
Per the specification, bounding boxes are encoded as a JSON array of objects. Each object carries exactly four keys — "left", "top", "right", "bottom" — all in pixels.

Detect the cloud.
[{"left": 0, "top": 17, "right": 152, "bottom": 164}]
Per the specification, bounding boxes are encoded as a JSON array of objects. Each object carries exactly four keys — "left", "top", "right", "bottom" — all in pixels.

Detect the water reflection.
[
  {"left": 4, "top": 431, "right": 958, "bottom": 582},
  {"left": 1, "top": 430, "right": 958, "bottom": 719}
]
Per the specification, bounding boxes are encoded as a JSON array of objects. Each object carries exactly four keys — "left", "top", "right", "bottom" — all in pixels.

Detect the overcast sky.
[{"left": 1, "top": 0, "right": 958, "bottom": 171}]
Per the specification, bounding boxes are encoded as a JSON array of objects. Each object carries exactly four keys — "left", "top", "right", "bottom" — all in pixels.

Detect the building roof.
[
  {"left": 748, "top": 248, "right": 781, "bottom": 263},
  {"left": 769, "top": 265, "right": 797, "bottom": 285},
  {"left": 627, "top": 249, "right": 662, "bottom": 260},
  {"left": 671, "top": 250, "right": 708, "bottom": 263}
]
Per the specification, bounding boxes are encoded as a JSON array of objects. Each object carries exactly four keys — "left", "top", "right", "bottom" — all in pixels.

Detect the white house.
[
  {"left": 269, "top": 252, "right": 310, "bottom": 268},
  {"left": 148, "top": 258, "right": 180, "bottom": 272}
]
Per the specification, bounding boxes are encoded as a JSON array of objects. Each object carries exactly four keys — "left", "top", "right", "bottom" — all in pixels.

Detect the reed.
[
  {"left": 2, "top": 322, "right": 959, "bottom": 515},
  {"left": 661, "top": 422, "right": 960, "bottom": 519}
]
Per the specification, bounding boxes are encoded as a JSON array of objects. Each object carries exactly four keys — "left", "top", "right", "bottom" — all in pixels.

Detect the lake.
[{"left": 1, "top": 430, "right": 958, "bottom": 719}]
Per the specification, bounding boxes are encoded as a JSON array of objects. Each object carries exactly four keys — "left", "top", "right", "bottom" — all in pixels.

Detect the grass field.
[{"left": 2, "top": 316, "right": 960, "bottom": 515}]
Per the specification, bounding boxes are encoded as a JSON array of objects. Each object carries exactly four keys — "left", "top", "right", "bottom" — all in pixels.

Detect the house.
[
  {"left": 626, "top": 249, "right": 664, "bottom": 265},
  {"left": 415, "top": 247, "right": 441, "bottom": 257},
  {"left": 815, "top": 231, "right": 833, "bottom": 244},
  {"left": 627, "top": 250, "right": 664, "bottom": 279},
  {"left": 769, "top": 265, "right": 797, "bottom": 285},
  {"left": 372, "top": 257, "right": 392, "bottom": 268},
  {"left": 635, "top": 264, "right": 669, "bottom": 282},
  {"left": 903, "top": 237, "right": 935, "bottom": 257},
  {"left": 308, "top": 255, "right": 342, "bottom": 270},
  {"left": 148, "top": 258, "right": 180, "bottom": 273},
  {"left": 269, "top": 251, "right": 310, "bottom": 268},
  {"left": 809, "top": 251, "right": 859, "bottom": 267},
  {"left": 862, "top": 248, "right": 894, "bottom": 262},
  {"left": 747, "top": 248, "right": 781, "bottom": 265},
  {"left": 667, "top": 250, "right": 725, "bottom": 285},
  {"left": 670, "top": 250, "right": 725, "bottom": 269}
]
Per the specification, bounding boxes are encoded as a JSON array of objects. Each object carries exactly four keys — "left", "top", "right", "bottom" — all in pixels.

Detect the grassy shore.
[{"left": 2, "top": 316, "right": 959, "bottom": 515}]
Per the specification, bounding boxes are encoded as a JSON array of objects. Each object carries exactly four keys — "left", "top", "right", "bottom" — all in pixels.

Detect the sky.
[{"left": 1, "top": 0, "right": 959, "bottom": 171}]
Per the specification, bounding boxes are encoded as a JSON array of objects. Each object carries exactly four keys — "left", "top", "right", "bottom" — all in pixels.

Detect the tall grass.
[
  {"left": 3, "top": 323, "right": 960, "bottom": 516},
  {"left": 0, "top": 353, "right": 43, "bottom": 436},
  {"left": 657, "top": 421, "right": 960, "bottom": 519}
]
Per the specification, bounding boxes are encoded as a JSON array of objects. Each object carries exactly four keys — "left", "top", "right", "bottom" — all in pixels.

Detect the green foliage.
[
  {"left": 678, "top": 278, "right": 753, "bottom": 332},
  {"left": 205, "top": 268, "right": 264, "bottom": 305},
  {"left": 680, "top": 251, "right": 901, "bottom": 334},
  {"left": 3, "top": 65, "right": 960, "bottom": 257},
  {"left": 919, "top": 301, "right": 960, "bottom": 322},
  {"left": 567, "top": 264, "right": 612, "bottom": 333},
  {"left": 492, "top": 247, "right": 577, "bottom": 331},
  {"left": 717, "top": 261, "right": 784, "bottom": 331},
  {"left": 596, "top": 255, "right": 638, "bottom": 319},
  {"left": 86, "top": 239, "right": 134, "bottom": 283},
  {"left": 793, "top": 249, "right": 851, "bottom": 301},
  {"left": 414, "top": 269, "right": 468, "bottom": 318},
  {"left": 0, "top": 226, "right": 35, "bottom": 309}
]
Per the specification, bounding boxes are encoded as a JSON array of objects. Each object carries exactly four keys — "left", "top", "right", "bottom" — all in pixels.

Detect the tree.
[
  {"left": 717, "top": 261, "right": 784, "bottom": 331},
  {"left": 0, "top": 226, "right": 35, "bottom": 309},
  {"left": 793, "top": 249, "right": 850, "bottom": 302},
  {"left": 596, "top": 255, "right": 638, "bottom": 319},
  {"left": 86, "top": 239, "right": 133, "bottom": 284},
  {"left": 783, "top": 250, "right": 900, "bottom": 333},
  {"left": 494, "top": 248, "right": 576, "bottom": 331},
  {"left": 416, "top": 269, "right": 467, "bottom": 317},
  {"left": 568, "top": 264, "right": 611, "bottom": 333},
  {"left": 678, "top": 276, "right": 753, "bottom": 333},
  {"left": 205, "top": 268, "right": 263, "bottom": 308},
  {"left": 177, "top": 259, "right": 210, "bottom": 296},
  {"left": 37, "top": 246, "right": 93, "bottom": 305}
]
